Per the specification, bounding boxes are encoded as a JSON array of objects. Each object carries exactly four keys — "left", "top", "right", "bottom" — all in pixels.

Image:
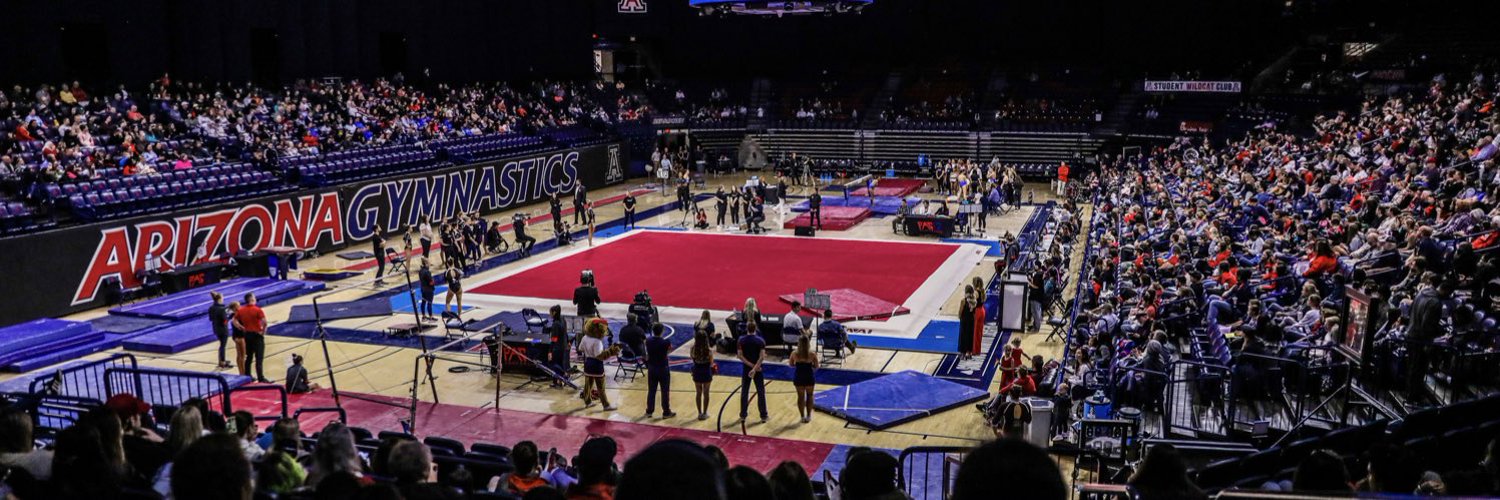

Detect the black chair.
[
  {"left": 378, "top": 430, "right": 416, "bottom": 442},
  {"left": 347, "top": 426, "right": 375, "bottom": 442},
  {"left": 424, "top": 436, "right": 467, "bottom": 457},
  {"left": 471, "top": 442, "right": 511, "bottom": 457}
]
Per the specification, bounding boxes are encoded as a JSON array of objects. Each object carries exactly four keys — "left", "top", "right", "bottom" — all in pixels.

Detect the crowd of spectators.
[
  {"left": 1049, "top": 68, "right": 1500, "bottom": 496},
  {"left": 0, "top": 77, "right": 650, "bottom": 189},
  {"left": 880, "top": 94, "right": 974, "bottom": 125},
  {"left": 0, "top": 391, "right": 1072, "bottom": 500}
]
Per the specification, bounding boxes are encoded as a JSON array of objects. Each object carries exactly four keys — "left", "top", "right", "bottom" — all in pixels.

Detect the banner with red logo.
[{"left": 0, "top": 142, "right": 627, "bottom": 326}]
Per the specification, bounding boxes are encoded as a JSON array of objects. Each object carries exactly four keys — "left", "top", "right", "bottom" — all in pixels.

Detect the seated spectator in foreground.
[
  {"left": 389, "top": 440, "right": 458, "bottom": 499},
  {"left": 307, "top": 422, "right": 372, "bottom": 488},
  {"left": 614, "top": 440, "right": 725, "bottom": 500},
  {"left": 0, "top": 408, "right": 52, "bottom": 481},
  {"left": 491, "top": 441, "right": 552, "bottom": 495},
  {"left": 152, "top": 405, "right": 206, "bottom": 498},
  {"left": 228, "top": 411, "right": 264, "bottom": 462},
  {"left": 725, "top": 466, "right": 774, "bottom": 500},
  {"left": 171, "top": 434, "right": 253, "bottom": 500},
  {"left": 767, "top": 461, "right": 817, "bottom": 500},
  {"left": 839, "top": 448, "right": 904, "bottom": 500},
  {"left": 565, "top": 437, "right": 619, "bottom": 500},
  {"left": 1128, "top": 444, "right": 1206, "bottom": 500},
  {"left": 952, "top": 439, "right": 1066, "bottom": 500},
  {"left": 105, "top": 393, "right": 169, "bottom": 478}
]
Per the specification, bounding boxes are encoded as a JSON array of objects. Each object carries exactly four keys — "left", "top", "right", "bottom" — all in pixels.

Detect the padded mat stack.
[{"left": 0, "top": 319, "right": 113, "bottom": 372}]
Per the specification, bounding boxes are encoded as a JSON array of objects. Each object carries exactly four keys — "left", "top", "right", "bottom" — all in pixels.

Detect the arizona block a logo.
[{"left": 618, "top": 0, "right": 648, "bottom": 13}]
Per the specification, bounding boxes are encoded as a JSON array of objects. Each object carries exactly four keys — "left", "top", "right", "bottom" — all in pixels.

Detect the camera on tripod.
[{"left": 580, "top": 269, "right": 595, "bottom": 286}]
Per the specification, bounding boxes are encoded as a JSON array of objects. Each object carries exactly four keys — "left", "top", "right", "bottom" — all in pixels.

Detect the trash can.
[{"left": 1023, "top": 397, "right": 1054, "bottom": 449}]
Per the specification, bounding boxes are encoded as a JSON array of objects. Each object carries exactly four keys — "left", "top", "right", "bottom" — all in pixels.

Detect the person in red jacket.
[
  {"left": 1055, "top": 162, "right": 1071, "bottom": 195},
  {"left": 1303, "top": 240, "right": 1339, "bottom": 278}
]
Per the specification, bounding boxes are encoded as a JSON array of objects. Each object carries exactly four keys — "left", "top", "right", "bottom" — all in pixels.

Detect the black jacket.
[{"left": 573, "top": 286, "right": 601, "bottom": 316}]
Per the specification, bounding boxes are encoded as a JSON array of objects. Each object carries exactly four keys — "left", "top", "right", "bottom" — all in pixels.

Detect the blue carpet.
[
  {"left": 88, "top": 315, "right": 170, "bottom": 335},
  {"left": 812, "top": 370, "right": 990, "bottom": 430},
  {"left": 932, "top": 325, "right": 1009, "bottom": 390},
  {"left": 941, "top": 237, "right": 1006, "bottom": 257},
  {"left": 286, "top": 297, "right": 394, "bottom": 323},
  {"left": 849, "top": 320, "right": 961, "bottom": 353},
  {"left": 387, "top": 287, "right": 475, "bottom": 315}
]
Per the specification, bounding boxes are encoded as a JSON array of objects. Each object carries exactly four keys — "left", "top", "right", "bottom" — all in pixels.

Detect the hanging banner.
[{"left": 1143, "top": 80, "right": 1242, "bottom": 93}]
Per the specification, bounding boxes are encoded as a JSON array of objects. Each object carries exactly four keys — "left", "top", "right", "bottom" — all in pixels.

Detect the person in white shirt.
[
  {"left": 228, "top": 411, "right": 264, "bottom": 462},
  {"left": 419, "top": 217, "right": 434, "bottom": 258},
  {"left": 783, "top": 301, "right": 806, "bottom": 334}
]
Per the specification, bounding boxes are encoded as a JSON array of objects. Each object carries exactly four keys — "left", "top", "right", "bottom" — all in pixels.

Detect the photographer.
[
  {"left": 574, "top": 270, "right": 601, "bottom": 318},
  {"left": 512, "top": 212, "right": 536, "bottom": 257},
  {"left": 628, "top": 291, "right": 658, "bottom": 329}
]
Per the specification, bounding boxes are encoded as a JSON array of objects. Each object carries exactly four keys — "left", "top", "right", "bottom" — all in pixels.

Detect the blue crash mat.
[{"left": 813, "top": 370, "right": 989, "bottom": 430}]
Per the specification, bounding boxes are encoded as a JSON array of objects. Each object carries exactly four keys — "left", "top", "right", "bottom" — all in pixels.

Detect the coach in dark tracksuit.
[
  {"left": 715, "top": 188, "right": 728, "bottom": 226},
  {"left": 809, "top": 191, "right": 823, "bottom": 229},
  {"left": 645, "top": 324, "right": 674, "bottom": 418},
  {"left": 573, "top": 186, "right": 588, "bottom": 225},
  {"left": 372, "top": 233, "right": 387, "bottom": 282}
]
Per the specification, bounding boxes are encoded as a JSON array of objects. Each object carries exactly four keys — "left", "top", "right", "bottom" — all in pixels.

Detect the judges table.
[
  {"left": 726, "top": 312, "right": 789, "bottom": 346},
  {"left": 160, "top": 263, "right": 224, "bottom": 293},
  {"left": 901, "top": 214, "right": 958, "bottom": 237}
]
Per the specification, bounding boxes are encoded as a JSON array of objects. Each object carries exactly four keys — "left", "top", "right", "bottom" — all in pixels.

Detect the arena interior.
[{"left": 1, "top": 1, "right": 1499, "bottom": 499}]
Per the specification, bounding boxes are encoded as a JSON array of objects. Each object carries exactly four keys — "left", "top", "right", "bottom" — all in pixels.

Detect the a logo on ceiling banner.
[{"left": 618, "top": 0, "right": 648, "bottom": 13}]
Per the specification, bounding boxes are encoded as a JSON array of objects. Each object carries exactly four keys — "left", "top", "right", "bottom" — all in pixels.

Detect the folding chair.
[
  {"left": 440, "top": 311, "right": 475, "bottom": 340},
  {"left": 612, "top": 345, "right": 645, "bottom": 382},
  {"left": 1045, "top": 316, "right": 1069, "bottom": 343},
  {"left": 520, "top": 308, "right": 548, "bottom": 334},
  {"left": 818, "top": 332, "right": 845, "bottom": 366}
]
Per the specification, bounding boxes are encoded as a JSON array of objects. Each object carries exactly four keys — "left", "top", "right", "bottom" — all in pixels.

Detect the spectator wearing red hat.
[{"left": 106, "top": 393, "right": 169, "bottom": 478}]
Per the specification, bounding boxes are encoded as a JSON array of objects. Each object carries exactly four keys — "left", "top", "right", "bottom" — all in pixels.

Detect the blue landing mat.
[
  {"left": 849, "top": 320, "right": 961, "bottom": 353},
  {"left": 388, "top": 286, "right": 475, "bottom": 315},
  {"left": 285, "top": 297, "right": 395, "bottom": 323},
  {"left": 0, "top": 319, "right": 92, "bottom": 353},
  {"left": 789, "top": 196, "right": 921, "bottom": 216},
  {"left": 932, "top": 324, "right": 1009, "bottom": 390},
  {"left": 88, "top": 315, "right": 170, "bottom": 335},
  {"left": 5, "top": 335, "right": 124, "bottom": 372},
  {"left": 121, "top": 320, "right": 220, "bottom": 354},
  {"left": 940, "top": 237, "right": 1006, "bottom": 257},
  {"left": 590, "top": 225, "right": 687, "bottom": 239},
  {"left": 337, "top": 251, "right": 376, "bottom": 260},
  {"left": 812, "top": 370, "right": 989, "bottom": 430},
  {"left": 109, "top": 278, "right": 325, "bottom": 320}
]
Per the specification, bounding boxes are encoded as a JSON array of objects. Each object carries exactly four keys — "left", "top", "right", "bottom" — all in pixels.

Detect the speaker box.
[
  {"left": 101, "top": 277, "right": 123, "bottom": 305},
  {"left": 794, "top": 226, "right": 816, "bottom": 237}
]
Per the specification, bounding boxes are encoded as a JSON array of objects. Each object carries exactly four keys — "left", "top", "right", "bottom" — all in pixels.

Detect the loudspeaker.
[
  {"left": 794, "top": 226, "right": 816, "bottom": 237},
  {"left": 101, "top": 277, "right": 123, "bottom": 305}
]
